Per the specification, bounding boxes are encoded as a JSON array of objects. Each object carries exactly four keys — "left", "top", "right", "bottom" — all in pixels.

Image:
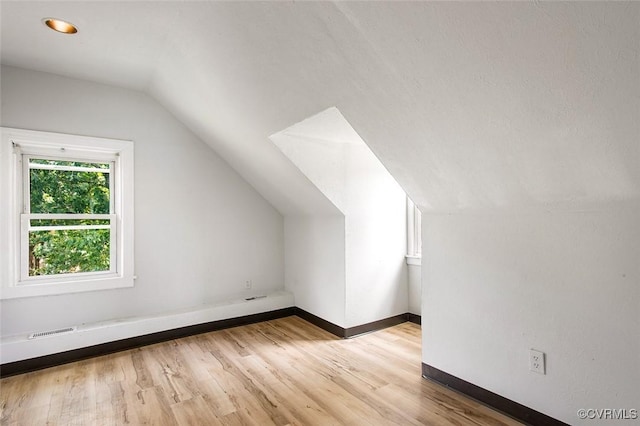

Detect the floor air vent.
[{"left": 28, "top": 326, "right": 77, "bottom": 340}]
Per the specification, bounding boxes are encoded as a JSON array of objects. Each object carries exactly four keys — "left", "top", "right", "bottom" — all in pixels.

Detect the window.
[
  {"left": 1, "top": 128, "right": 134, "bottom": 299},
  {"left": 23, "top": 158, "right": 114, "bottom": 278},
  {"left": 407, "top": 197, "right": 421, "bottom": 263}
]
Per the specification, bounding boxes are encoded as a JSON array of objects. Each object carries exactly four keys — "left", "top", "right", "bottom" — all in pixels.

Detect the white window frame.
[
  {"left": 1, "top": 128, "right": 134, "bottom": 299},
  {"left": 406, "top": 197, "right": 422, "bottom": 265},
  {"left": 20, "top": 157, "right": 117, "bottom": 282}
]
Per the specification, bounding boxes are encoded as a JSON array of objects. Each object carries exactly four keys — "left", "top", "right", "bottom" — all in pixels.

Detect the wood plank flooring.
[{"left": 0, "top": 316, "right": 521, "bottom": 425}]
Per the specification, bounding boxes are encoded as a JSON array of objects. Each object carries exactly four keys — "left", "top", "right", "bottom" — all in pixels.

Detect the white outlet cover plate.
[{"left": 529, "top": 349, "right": 546, "bottom": 374}]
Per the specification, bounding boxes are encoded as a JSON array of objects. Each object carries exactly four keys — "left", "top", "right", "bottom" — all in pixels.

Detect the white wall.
[
  {"left": 407, "top": 264, "right": 421, "bottom": 316},
  {"left": 343, "top": 142, "right": 407, "bottom": 327},
  {"left": 0, "top": 66, "right": 285, "bottom": 340},
  {"left": 272, "top": 108, "right": 407, "bottom": 328},
  {"left": 422, "top": 202, "right": 640, "bottom": 424},
  {"left": 284, "top": 215, "right": 346, "bottom": 327}
]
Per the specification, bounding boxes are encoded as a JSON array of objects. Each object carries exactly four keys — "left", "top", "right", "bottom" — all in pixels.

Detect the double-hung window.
[
  {"left": 1, "top": 128, "right": 134, "bottom": 299},
  {"left": 23, "top": 157, "right": 115, "bottom": 278}
]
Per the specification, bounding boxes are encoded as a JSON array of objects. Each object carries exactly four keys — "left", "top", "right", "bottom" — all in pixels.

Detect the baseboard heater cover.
[
  {"left": 0, "top": 307, "right": 296, "bottom": 378},
  {"left": 29, "top": 327, "right": 77, "bottom": 340}
]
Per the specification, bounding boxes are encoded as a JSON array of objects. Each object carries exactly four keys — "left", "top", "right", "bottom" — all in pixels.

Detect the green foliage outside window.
[{"left": 28, "top": 159, "right": 112, "bottom": 276}]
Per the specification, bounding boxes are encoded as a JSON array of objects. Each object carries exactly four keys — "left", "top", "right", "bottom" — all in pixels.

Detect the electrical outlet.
[
  {"left": 245, "top": 280, "right": 252, "bottom": 289},
  {"left": 529, "top": 349, "right": 545, "bottom": 374}
]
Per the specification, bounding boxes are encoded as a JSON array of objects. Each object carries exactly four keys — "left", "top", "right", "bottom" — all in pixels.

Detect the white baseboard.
[{"left": 0, "top": 290, "right": 294, "bottom": 364}]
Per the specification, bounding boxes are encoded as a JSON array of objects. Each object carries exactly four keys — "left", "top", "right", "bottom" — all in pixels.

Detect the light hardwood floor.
[{"left": 0, "top": 316, "right": 521, "bottom": 425}]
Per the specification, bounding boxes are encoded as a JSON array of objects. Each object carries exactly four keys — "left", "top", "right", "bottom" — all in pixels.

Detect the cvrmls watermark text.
[{"left": 577, "top": 408, "right": 638, "bottom": 420}]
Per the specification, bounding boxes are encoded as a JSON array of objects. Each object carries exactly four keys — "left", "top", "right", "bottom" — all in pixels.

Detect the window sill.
[
  {"left": 405, "top": 255, "right": 421, "bottom": 266},
  {"left": 1, "top": 275, "right": 134, "bottom": 299}
]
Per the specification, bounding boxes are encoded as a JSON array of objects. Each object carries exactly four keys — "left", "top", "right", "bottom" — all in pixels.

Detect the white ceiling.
[{"left": 2, "top": 1, "right": 638, "bottom": 214}]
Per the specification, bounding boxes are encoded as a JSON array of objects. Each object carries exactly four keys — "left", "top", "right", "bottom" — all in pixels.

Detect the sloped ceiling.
[
  {"left": 270, "top": 107, "right": 368, "bottom": 214},
  {"left": 2, "top": 1, "right": 638, "bottom": 214}
]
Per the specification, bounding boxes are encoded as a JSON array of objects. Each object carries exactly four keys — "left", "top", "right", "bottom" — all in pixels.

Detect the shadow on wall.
[{"left": 271, "top": 107, "right": 409, "bottom": 328}]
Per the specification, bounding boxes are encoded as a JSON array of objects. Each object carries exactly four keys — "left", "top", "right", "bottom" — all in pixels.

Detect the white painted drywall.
[
  {"left": 284, "top": 214, "right": 346, "bottom": 327},
  {"left": 0, "top": 67, "right": 285, "bottom": 345},
  {"left": 422, "top": 202, "right": 640, "bottom": 424},
  {"left": 342, "top": 142, "right": 407, "bottom": 327},
  {"left": 407, "top": 264, "right": 421, "bottom": 316},
  {"left": 272, "top": 108, "right": 408, "bottom": 328}
]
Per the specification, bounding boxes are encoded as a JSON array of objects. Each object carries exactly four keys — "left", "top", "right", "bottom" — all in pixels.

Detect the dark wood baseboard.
[
  {"left": 293, "top": 308, "right": 421, "bottom": 338},
  {"left": 0, "top": 307, "right": 296, "bottom": 378},
  {"left": 422, "top": 363, "right": 568, "bottom": 426},
  {"left": 292, "top": 307, "right": 345, "bottom": 338},
  {"left": 345, "top": 314, "right": 407, "bottom": 338},
  {"left": 404, "top": 312, "right": 421, "bottom": 325},
  {"left": 1, "top": 308, "right": 420, "bottom": 378}
]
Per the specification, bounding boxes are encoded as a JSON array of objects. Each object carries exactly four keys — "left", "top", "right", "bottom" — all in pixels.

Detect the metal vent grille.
[{"left": 28, "top": 326, "right": 76, "bottom": 340}]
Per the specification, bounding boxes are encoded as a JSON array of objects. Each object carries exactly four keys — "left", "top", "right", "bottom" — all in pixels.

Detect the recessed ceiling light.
[{"left": 42, "top": 18, "right": 78, "bottom": 34}]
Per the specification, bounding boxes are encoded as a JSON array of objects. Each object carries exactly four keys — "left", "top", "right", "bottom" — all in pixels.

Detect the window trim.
[
  {"left": 406, "top": 197, "right": 422, "bottom": 264},
  {"left": 1, "top": 127, "right": 134, "bottom": 299}
]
